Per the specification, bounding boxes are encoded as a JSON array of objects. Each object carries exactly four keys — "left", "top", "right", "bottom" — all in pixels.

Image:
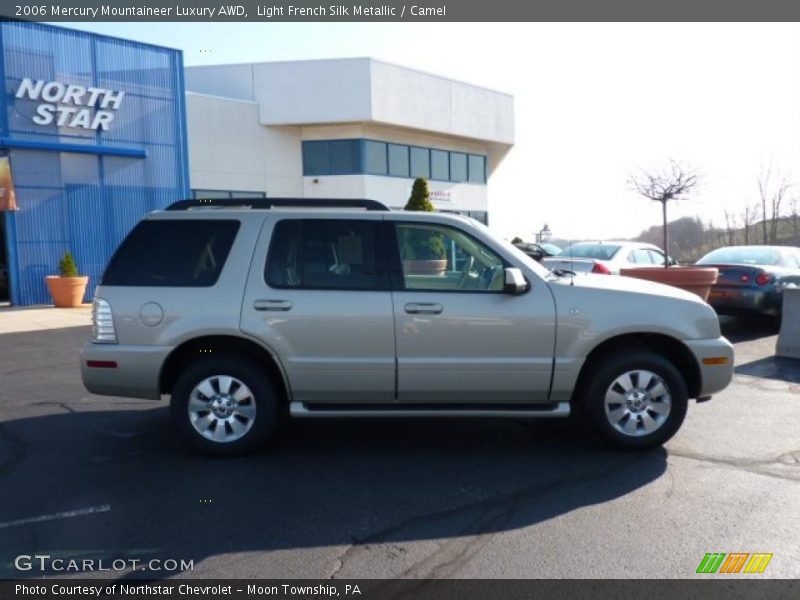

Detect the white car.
[{"left": 541, "top": 241, "right": 675, "bottom": 275}]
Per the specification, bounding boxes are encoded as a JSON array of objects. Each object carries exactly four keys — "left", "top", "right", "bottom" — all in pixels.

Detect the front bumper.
[
  {"left": 684, "top": 336, "right": 735, "bottom": 397},
  {"left": 80, "top": 343, "right": 172, "bottom": 400}
]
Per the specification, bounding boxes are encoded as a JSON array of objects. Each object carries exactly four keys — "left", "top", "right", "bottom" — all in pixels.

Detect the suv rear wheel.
[
  {"left": 170, "top": 356, "right": 278, "bottom": 456},
  {"left": 578, "top": 350, "right": 688, "bottom": 450}
]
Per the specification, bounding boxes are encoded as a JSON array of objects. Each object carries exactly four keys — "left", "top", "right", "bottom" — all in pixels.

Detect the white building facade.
[{"left": 184, "top": 58, "right": 514, "bottom": 223}]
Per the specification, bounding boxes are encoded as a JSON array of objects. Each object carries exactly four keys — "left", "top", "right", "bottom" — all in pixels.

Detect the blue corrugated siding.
[{"left": 0, "top": 22, "right": 189, "bottom": 305}]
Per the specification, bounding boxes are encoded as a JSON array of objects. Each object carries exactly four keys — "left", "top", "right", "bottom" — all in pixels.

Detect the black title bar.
[{"left": 3, "top": 0, "right": 800, "bottom": 22}]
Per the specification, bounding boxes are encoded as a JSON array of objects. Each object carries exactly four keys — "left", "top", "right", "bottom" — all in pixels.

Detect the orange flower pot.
[
  {"left": 402, "top": 259, "right": 448, "bottom": 275},
  {"left": 45, "top": 275, "right": 89, "bottom": 307},
  {"left": 619, "top": 267, "right": 719, "bottom": 301}
]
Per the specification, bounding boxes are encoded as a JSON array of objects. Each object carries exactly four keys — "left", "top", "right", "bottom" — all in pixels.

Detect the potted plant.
[
  {"left": 45, "top": 251, "right": 89, "bottom": 307},
  {"left": 402, "top": 178, "right": 448, "bottom": 275},
  {"left": 623, "top": 161, "right": 718, "bottom": 301}
]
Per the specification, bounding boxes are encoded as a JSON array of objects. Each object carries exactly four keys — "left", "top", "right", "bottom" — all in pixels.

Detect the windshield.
[
  {"left": 561, "top": 243, "right": 621, "bottom": 260},
  {"left": 697, "top": 247, "right": 782, "bottom": 266}
]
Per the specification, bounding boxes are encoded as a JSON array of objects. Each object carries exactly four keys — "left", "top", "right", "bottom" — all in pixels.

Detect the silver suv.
[{"left": 81, "top": 198, "right": 734, "bottom": 456}]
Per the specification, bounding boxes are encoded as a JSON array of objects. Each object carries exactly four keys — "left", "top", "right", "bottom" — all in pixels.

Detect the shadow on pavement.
[
  {"left": 719, "top": 315, "right": 779, "bottom": 343},
  {"left": 0, "top": 405, "right": 668, "bottom": 579},
  {"left": 735, "top": 356, "right": 800, "bottom": 384}
]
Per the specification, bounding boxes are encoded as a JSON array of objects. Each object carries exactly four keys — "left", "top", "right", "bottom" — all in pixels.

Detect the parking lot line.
[{"left": 0, "top": 504, "right": 111, "bottom": 530}]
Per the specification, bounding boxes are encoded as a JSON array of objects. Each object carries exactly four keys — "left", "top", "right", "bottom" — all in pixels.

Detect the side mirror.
[
  {"left": 669, "top": 257, "right": 679, "bottom": 266},
  {"left": 504, "top": 267, "right": 529, "bottom": 295}
]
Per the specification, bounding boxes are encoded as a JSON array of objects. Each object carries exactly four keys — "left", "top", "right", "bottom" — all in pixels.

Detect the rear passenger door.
[{"left": 240, "top": 216, "right": 396, "bottom": 404}]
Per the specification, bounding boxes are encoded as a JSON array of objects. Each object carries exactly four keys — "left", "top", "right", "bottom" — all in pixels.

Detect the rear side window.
[
  {"left": 102, "top": 220, "right": 240, "bottom": 286},
  {"left": 266, "top": 219, "right": 386, "bottom": 290}
]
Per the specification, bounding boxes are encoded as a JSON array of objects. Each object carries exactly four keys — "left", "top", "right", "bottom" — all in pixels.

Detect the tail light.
[
  {"left": 755, "top": 273, "right": 771, "bottom": 286},
  {"left": 740, "top": 274, "right": 750, "bottom": 283},
  {"left": 92, "top": 298, "right": 117, "bottom": 343},
  {"left": 591, "top": 262, "right": 612, "bottom": 274}
]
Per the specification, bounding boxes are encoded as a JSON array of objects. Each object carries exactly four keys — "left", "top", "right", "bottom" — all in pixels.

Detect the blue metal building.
[{"left": 0, "top": 22, "right": 189, "bottom": 305}]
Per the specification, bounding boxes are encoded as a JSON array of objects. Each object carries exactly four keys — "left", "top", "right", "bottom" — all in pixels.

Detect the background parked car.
[
  {"left": 695, "top": 245, "right": 800, "bottom": 318},
  {"left": 541, "top": 241, "right": 677, "bottom": 274},
  {"left": 512, "top": 241, "right": 562, "bottom": 262}
]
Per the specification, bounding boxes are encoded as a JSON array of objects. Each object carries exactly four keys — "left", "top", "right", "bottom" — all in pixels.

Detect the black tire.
[
  {"left": 170, "top": 355, "right": 279, "bottom": 456},
  {"left": 576, "top": 350, "right": 688, "bottom": 450}
]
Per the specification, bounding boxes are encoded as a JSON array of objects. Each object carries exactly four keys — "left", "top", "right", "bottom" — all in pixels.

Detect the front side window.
[
  {"left": 266, "top": 220, "right": 385, "bottom": 290},
  {"left": 647, "top": 249, "right": 667, "bottom": 266},
  {"left": 629, "top": 249, "right": 654, "bottom": 264},
  {"left": 102, "top": 220, "right": 240, "bottom": 286},
  {"left": 395, "top": 223, "right": 505, "bottom": 292}
]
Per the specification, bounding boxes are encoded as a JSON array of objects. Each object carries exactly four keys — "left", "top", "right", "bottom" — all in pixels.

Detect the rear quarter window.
[{"left": 102, "top": 220, "right": 240, "bottom": 286}]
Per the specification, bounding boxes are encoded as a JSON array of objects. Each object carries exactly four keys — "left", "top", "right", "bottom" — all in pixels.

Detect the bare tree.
[
  {"left": 757, "top": 165, "right": 792, "bottom": 244},
  {"left": 741, "top": 203, "right": 759, "bottom": 245},
  {"left": 790, "top": 195, "right": 799, "bottom": 240},
  {"left": 629, "top": 160, "right": 699, "bottom": 268},
  {"left": 723, "top": 210, "right": 738, "bottom": 246}
]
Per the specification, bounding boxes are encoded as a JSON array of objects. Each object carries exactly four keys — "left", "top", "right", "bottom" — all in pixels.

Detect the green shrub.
[
  {"left": 404, "top": 178, "right": 435, "bottom": 212},
  {"left": 402, "top": 178, "right": 446, "bottom": 260},
  {"left": 58, "top": 251, "right": 79, "bottom": 277}
]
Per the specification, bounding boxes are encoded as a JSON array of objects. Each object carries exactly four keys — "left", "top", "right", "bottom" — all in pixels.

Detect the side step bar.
[{"left": 290, "top": 401, "right": 570, "bottom": 418}]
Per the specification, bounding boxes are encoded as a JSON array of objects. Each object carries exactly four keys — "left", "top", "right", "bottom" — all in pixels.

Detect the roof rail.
[{"left": 165, "top": 198, "right": 391, "bottom": 211}]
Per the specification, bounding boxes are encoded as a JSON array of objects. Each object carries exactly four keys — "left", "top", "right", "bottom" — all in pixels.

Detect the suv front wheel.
[
  {"left": 170, "top": 356, "right": 278, "bottom": 456},
  {"left": 578, "top": 350, "right": 689, "bottom": 450}
]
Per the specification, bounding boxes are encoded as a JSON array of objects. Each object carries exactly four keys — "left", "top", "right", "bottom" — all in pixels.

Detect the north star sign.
[{"left": 15, "top": 78, "right": 125, "bottom": 131}]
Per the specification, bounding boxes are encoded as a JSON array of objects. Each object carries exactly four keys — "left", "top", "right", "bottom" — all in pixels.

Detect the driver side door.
[{"left": 389, "top": 220, "right": 556, "bottom": 404}]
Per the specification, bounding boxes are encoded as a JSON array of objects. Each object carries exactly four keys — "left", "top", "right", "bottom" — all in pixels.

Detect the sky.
[{"left": 63, "top": 22, "right": 800, "bottom": 241}]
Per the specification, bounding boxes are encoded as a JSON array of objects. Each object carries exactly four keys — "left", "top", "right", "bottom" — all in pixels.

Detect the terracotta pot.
[
  {"left": 619, "top": 267, "right": 719, "bottom": 301},
  {"left": 45, "top": 275, "right": 89, "bottom": 307},
  {"left": 402, "top": 259, "right": 447, "bottom": 276}
]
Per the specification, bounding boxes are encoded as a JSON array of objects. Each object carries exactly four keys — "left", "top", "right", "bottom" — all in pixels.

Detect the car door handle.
[
  {"left": 404, "top": 302, "right": 443, "bottom": 315},
  {"left": 253, "top": 299, "right": 292, "bottom": 311}
]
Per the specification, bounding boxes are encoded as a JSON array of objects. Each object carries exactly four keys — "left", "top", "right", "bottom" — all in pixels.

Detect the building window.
[
  {"left": 302, "top": 140, "right": 360, "bottom": 175},
  {"left": 388, "top": 143, "right": 410, "bottom": 177},
  {"left": 302, "top": 141, "right": 330, "bottom": 176},
  {"left": 468, "top": 155, "right": 486, "bottom": 184},
  {"left": 410, "top": 147, "right": 430, "bottom": 178},
  {"left": 363, "top": 140, "right": 388, "bottom": 175},
  {"left": 329, "top": 140, "right": 360, "bottom": 174},
  {"left": 431, "top": 149, "right": 449, "bottom": 181},
  {"left": 450, "top": 152, "right": 467, "bottom": 183},
  {"left": 300, "top": 139, "right": 487, "bottom": 185}
]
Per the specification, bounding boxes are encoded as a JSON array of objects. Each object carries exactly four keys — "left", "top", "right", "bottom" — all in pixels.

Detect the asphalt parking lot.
[{"left": 0, "top": 315, "right": 798, "bottom": 579}]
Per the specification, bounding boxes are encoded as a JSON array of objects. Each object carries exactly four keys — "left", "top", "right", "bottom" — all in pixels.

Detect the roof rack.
[{"left": 165, "top": 198, "right": 391, "bottom": 211}]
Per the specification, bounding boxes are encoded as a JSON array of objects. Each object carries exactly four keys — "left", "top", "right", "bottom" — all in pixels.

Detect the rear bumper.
[
  {"left": 684, "top": 337, "right": 735, "bottom": 397},
  {"left": 707, "top": 286, "right": 782, "bottom": 316},
  {"left": 80, "top": 343, "right": 172, "bottom": 400}
]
